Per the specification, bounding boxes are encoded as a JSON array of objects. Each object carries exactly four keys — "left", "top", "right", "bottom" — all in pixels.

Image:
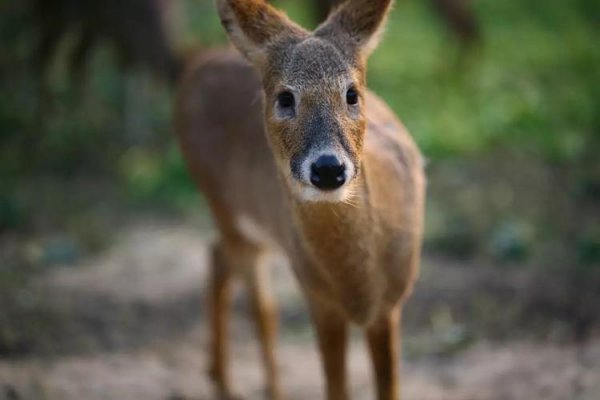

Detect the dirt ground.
[{"left": 1, "top": 222, "right": 599, "bottom": 400}]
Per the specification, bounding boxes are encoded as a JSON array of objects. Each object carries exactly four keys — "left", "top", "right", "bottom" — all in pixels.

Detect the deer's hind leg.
[
  {"left": 208, "top": 233, "right": 282, "bottom": 400},
  {"left": 207, "top": 239, "right": 236, "bottom": 399}
]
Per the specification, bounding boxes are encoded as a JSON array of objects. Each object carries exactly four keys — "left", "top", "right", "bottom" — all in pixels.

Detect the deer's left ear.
[
  {"left": 315, "top": 0, "right": 393, "bottom": 58},
  {"left": 216, "top": 0, "right": 307, "bottom": 65}
]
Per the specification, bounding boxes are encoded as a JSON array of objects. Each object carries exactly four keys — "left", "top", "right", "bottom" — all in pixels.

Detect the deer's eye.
[
  {"left": 277, "top": 91, "right": 295, "bottom": 109},
  {"left": 346, "top": 87, "right": 359, "bottom": 105}
]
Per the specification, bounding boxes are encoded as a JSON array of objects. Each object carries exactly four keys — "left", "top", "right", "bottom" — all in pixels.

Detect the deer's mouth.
[{"left": 292, "top": 182, "right": 356, "bottom": 203}]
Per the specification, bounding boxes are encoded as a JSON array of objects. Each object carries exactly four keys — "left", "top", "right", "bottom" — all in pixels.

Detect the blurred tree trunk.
[
  {"left": 32, "top": 0, "right": 181, "bottom": 84},
  {"left": 311, "top": 0, "right": 342, "bottom": 23},
  {"left": 430, "top": 0, "right": 481, "bottom": 50}
]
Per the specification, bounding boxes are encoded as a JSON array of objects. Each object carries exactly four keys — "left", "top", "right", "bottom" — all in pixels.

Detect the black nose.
[{"left": 310, "top": 155, "right": 346, "bottom": 190}]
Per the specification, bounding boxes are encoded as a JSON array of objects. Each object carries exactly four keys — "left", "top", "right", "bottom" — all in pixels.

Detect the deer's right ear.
[{"left": 216, "top": 0, "right": 306, "bottom": 65}]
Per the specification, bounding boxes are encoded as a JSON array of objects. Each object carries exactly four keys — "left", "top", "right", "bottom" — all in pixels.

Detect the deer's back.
[{"left": 175, "top": 49, "right": 291, "bottom": 245}]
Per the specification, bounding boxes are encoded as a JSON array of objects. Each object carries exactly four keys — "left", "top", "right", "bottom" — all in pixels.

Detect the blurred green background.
[{"left": 1, "top": 0, "right": 599, "bottom": 359}]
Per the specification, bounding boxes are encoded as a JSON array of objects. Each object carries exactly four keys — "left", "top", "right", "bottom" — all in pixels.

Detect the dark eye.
[
  {"left": 346, "top": 87, "right": 359, "bottom": 105},
  {"left": 277, "top": 91, "right": 295, "bottom": 109}
]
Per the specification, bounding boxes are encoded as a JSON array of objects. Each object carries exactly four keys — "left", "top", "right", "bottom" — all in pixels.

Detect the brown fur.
[{"left": 175, "top": 1, "right": 425, "bottom": 399}]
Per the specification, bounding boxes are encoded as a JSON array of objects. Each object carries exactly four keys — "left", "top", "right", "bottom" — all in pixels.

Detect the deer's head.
[{"left": 217, "top": 0, "right": 392, "bottom": 202}]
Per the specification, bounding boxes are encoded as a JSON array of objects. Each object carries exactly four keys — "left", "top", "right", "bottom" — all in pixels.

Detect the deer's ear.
[
  {"left": 216, "top": 0, "right": 307, "bottom": 65},
  {"left": 315, "top": 0, "right": 393, "bottom": 58}
]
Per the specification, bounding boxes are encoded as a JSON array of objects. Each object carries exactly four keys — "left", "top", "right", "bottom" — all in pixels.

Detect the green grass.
[{"left": 367, "top": 0, "right": 598, "bottom": 159}]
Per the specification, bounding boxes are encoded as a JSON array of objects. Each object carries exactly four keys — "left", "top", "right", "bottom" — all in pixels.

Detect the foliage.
[{"left": 0, "top": 0, "right": 598, "bottom": 269}]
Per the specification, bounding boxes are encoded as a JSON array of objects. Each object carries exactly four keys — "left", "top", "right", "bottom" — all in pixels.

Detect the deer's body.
[{"left": 175, "top": 1, "right": 425, "bottom": 399}]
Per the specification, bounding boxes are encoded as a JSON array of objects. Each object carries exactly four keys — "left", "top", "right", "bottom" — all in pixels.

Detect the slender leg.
[
  {"left": 310, "top": 302, "right": 350, "bottom": 400},
  {"left": 366, "top": 306, "right": 402, "bottom": 400},
  {"left": 244, "top": 257, "right": 283, "bottom": 400},
  {"left": 207, "top": 241, "right": 236, "bottom": 399}
]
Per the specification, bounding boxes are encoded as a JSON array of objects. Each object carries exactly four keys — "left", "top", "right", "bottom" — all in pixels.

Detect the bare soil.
[{"left": 1, "top": 222, "right": 598, "bottom": 400}]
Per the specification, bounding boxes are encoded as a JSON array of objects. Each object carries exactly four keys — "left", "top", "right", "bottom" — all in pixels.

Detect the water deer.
[{"left": 175, "top": 0, "right": 425, "bottom": 399}]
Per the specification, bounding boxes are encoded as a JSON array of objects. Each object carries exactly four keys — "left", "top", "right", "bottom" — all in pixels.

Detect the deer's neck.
[{"left": 291, "top": 179, "right": 382, "bottom": 324}]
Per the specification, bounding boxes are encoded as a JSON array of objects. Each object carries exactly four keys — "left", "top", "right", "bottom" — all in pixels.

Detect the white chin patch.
[{"left": 291, "top": 183, "right": 354, "bottom": 203}]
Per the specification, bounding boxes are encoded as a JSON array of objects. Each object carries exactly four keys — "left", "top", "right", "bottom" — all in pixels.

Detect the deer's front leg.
[
  {"left": 366, "top": 305, "right": 402, "bottom": 400},
  {"left": 309, "top": 301, "right": 350, "bottom": 400}
]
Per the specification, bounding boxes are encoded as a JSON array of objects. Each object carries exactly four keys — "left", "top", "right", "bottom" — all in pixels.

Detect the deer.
[{"left": 174, "top": 0, "right": 425, "bottom": 399}]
